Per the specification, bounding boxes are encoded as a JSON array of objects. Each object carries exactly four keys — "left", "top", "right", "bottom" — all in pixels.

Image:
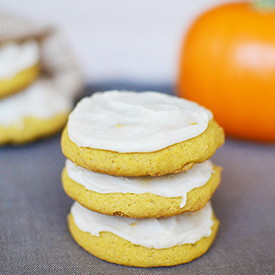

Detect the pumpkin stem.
[{"left": 253, "top": 0, "right": 275, "bottom": 9}]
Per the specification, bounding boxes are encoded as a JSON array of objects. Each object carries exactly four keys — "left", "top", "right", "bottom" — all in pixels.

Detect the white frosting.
[
  {"left": 71, "top": 201, "right": 214, "bottom": 249},
  {"left": 66, "top": 159, "right": 214, "bottom": 208},
  {"left": 0, "top": 40, "right": 40, "bottom": 78},
  {"left": 0, "top": 79, "right": 73, "bottom": 127},
  {"left": 68, "top": 91, "right": 213, "bottom": 153}
]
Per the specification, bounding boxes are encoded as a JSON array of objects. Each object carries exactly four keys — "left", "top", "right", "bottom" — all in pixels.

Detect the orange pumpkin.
[{"left": 177, "top": 1, "right": 275, "bottom": 142}]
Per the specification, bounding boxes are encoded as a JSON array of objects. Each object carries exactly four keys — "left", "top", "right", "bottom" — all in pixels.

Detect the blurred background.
[{"left": 0, "top": 0, "right": 239, "bottom": 86}]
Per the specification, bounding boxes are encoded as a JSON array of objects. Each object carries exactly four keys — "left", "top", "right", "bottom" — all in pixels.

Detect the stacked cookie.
[
  {"left": 61, "top": 90, "right": 225, "bottom": 267},
  {"left": 0, "top": 38, "right": 75, "bottom": 145}
]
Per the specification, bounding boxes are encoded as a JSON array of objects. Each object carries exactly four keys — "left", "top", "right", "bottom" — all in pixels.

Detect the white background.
[{"left": 0, "top": 0, "right": 238, "bottom": 84}]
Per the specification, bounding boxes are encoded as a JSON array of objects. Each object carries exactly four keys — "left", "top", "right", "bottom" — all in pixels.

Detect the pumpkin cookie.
[
  {"left": 62, "top": 159, "right": 221, "bottom": 218},
  {"left": 0, "top": 79, "right": 73, "bottom": 145},
  {"left": 0, "top": 40, "right": 40, "bottom": 98},
  {"left": 61, "top": 91, "right": 224, "bottom": 176},
  {"left": 68, "top": 201, "right": 219, "bottom": 267}
]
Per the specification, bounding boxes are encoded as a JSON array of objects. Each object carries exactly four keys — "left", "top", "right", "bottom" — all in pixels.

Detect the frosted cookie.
[
  {"left": 68, "top": 201, "right": 219, "bottom": 267},
  {"left": 0, "top": 40, "right": 40, "bottom": 98},
  {"left": 61, "top": 91, "right": 225, "bottom": 176},
  {"left": 0, "top": 79, "right": 73, "bottom": 144},
  {"left": 62, "top": 159, "right": 221, "bottom": 218}
]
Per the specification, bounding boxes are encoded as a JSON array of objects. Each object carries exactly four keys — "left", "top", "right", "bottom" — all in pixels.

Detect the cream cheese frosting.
[
  {"left": 66, "top": 159, "right": 214, "bottom": 208},
  {"left": 0, "top": 79, "right": 73, "bottom": 127},
  {"left": 67, "top": 90, "right": 213, "bottom": 153},
  {"left": 0, "top": 40, "right": 40, "bottom": 78},
  {"left": 71, "top": 201, "right": 214, "bottom": 249}
]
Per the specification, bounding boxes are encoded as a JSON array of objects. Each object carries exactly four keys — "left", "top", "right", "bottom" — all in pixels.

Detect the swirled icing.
[
  {"left": 68, "top": 90, "right": 213, "bottom": 153},
  {"left": 0, "top": 40, "right": 40, "bottom": 78},
  {"left": 66, "top": 159, "right": 214, "bottom": 208},
  {"left": 71, "top": 201, "right": 214, "bottom": 249}
]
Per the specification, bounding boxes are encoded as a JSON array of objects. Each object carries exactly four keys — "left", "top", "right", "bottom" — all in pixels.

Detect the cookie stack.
[
  {"left": 0, "top": 38, "right": 75, "bottom": 145},
  {"left": 61, "top": 90, "right": 225, "bottom": 267}
]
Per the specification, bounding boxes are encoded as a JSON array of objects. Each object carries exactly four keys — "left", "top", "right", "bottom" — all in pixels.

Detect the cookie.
[
  {"left": 0, "top": 40, "right": 40, "bottom": 98},
  {"left": 62, "top": 159, "right": 221, "bottom": 218},
  {"left": 0, "top": 79, "right": 73, "bottom": 144},
  {"left": 68, "top": 201, "right": 219, "bottom": 267},
  {"left": 61, "top": 91, "right": 224, "bottom": 176}
]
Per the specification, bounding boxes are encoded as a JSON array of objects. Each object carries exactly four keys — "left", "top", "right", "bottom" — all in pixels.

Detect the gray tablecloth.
[{"left": 1, "top": 84, "right": 275, "bottom": 274}]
